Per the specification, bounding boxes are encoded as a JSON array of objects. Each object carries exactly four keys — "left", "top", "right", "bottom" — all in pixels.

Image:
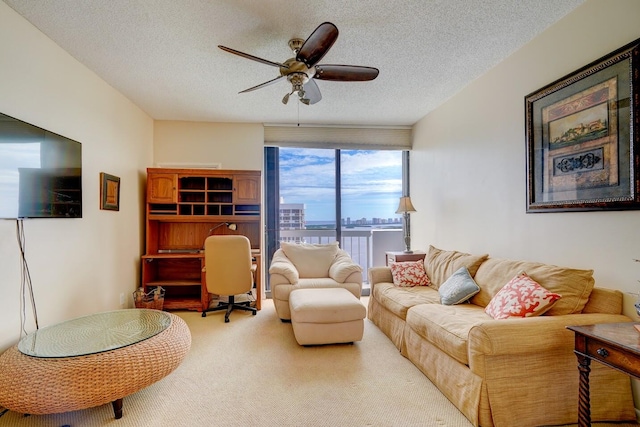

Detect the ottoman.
[{"left": 289, "top": 288, "right": 366, "bottom": 345}]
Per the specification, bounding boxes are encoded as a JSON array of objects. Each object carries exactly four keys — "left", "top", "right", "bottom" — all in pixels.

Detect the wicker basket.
[{"left": 133, "top": 287, "right": 165, "bottom": 310}]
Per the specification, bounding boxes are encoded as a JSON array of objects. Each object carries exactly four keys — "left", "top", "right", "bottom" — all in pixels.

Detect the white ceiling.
[{"left": 4, "top": 0, "right": 585, "bottom": 127}]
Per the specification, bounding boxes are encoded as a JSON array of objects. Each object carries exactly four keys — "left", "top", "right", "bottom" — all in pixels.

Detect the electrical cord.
[{"left": 16, "top": 219, "right": 38, "bottom": 336}]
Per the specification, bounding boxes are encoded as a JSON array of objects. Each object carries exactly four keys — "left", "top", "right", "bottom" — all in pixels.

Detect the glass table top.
[{"left": 18, "top": 309, "right": 171, "bottom": 358}]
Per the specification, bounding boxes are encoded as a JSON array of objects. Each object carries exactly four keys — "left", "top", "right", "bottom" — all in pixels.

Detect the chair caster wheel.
[
  {"left": 224, "top": 318, "right": 230, "bottom": 323},
  {"left": 252, "top": 311, "right": 257, "bottom": 315},
  {"left": 202, "top": 313, "right": 206, "bottom": 317}
]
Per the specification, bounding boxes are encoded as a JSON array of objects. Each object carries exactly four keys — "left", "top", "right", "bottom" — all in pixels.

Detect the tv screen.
[{"left": 0, "top": 112, "right": 82, "bottom": 219}]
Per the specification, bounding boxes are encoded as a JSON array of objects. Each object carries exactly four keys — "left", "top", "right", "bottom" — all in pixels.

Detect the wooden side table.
[
  {"left": 567, "top": 323, "right": 640, "bottom": 427},
  {"left": 385, "top": 251, "right": 426, "bottom": 266}
]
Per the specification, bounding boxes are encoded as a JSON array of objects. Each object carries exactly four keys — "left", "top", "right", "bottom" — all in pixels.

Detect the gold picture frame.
[{"left": 100, "top": 173, "right": 120, "bottom": 211}]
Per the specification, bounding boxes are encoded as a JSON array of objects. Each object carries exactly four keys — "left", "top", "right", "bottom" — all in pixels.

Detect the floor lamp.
[{"left": 396, "top": 196, "right": 416, "bottom": 253}]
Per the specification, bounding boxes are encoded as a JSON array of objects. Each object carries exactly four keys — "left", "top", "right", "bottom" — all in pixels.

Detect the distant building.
[{"left": 280, "top": 203, "right": 305, "bottom": 243}]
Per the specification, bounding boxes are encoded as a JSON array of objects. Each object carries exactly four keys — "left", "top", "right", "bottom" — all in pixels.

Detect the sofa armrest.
[
  {"left": 469, "top": 313, "right": 632, "bottom": 357},
  {"left": 368, "top": 267, "right": 393, "bottom": 292}
]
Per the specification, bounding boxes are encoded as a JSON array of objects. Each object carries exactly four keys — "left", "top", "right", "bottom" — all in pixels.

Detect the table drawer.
[{"left": 586, "top": 339, "right": 640, "bottom": 378}]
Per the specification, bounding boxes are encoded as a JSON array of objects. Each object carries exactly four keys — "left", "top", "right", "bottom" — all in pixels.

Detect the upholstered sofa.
[
  {"left": 368, "top": 245, "right": 636, "bottom": 427},
  {"left": 269, "top": 242, "right": 363, "bottom": 320}
]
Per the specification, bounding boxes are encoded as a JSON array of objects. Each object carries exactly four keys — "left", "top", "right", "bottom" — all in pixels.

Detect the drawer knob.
[{"left": 596, "top": 348, "right": 609, "bottom": 358}]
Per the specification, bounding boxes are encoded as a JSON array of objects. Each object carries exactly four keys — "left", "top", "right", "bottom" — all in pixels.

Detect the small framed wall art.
[
  {"left": 100, "top": 172, "right": 120, "bottom": 211},
  {"left": 525, "top": 37, "right": 640, "bottom": 212}
]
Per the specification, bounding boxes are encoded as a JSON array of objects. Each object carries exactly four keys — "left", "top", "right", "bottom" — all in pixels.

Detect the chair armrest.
[
  {"left": 329, "top": 258, "right": 363, "bottom": 283},
  {"left": 268, "top": 250, "right": 299, "bottom": 284}
]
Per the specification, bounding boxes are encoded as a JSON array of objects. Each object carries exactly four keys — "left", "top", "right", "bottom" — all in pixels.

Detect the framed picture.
[
  {"left": 100, "top": 173, "right": 120, "bottom": 211},
  {"left": 525, "top": 38, "right": 640, "bottom": 212}
]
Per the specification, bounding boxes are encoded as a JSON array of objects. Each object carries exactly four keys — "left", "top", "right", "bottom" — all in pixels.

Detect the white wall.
[
  {"left": 0, "top": 3, "right": 153, "bottom": 351},
  {"left": 412, "top": 0, "right": 640, "bottom": 312},
  {"left": 154, "top": 121, "right": 264, "bottom": 170}
]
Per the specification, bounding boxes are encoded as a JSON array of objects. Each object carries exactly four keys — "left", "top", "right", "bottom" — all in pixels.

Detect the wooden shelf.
[
  {"left": 145, "top": 280, "right": 201, "bottom": 287},
  {"left": 141, "top": 168, "right": 262, "bottom": 312},
  {"left": 162, "top": 297, "right": 202, "bottom": 311}
]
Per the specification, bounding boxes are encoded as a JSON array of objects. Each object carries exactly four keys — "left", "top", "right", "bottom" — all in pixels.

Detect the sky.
[{"left": 278, "top": 147, "right": 403, "bottom": 222}]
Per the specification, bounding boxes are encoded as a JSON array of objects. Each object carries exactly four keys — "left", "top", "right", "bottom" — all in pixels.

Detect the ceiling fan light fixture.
[
  {"left": 218, "top": 22, "right": 378, "bottom": 106},
  {"left": 297, "top": 89, "right": 310, "bottom": 105}
]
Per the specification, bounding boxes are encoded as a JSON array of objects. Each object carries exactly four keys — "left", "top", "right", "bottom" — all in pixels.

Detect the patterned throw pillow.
[
  {"left": 389, "top": 261, "right": 431, "bottom": 287},
  {"left": 485, "top": 271, "right": 562, "bottom": 319},
  {"left": 438, "top": 267, "right": 480, "bottom": 305}
]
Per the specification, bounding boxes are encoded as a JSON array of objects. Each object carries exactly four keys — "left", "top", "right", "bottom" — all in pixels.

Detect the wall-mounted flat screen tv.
[{"left": 0, "top": 112, "right": 82, "bottom": 219}]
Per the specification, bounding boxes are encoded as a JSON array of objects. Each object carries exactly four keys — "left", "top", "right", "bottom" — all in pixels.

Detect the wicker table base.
[{"left": 0, "top": 312, "right": 191, "bottom": 419}]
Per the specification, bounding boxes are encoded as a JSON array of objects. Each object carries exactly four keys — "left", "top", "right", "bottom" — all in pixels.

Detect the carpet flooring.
[{"left": 0, "top": 297, "right": 637, "bottom": 427}]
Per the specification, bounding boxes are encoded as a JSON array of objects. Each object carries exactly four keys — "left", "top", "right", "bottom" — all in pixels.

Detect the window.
[{"left": 264, "top": 146, "right": 406, "bottom": 294}]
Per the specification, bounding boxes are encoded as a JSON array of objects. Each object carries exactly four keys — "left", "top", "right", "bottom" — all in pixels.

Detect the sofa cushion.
[
  {"left": 280, "top": 242, "right": 338, "bottom": 278},
  {"left": 471, "top": 258, "right": 595, "bottom": 315},
  {"left": 424, "top": 245, "right": 488, "bottom": 288},
  {"left": 406, "top": 303, "right": 490, "bottom": 365},
  {"left": 484, "top": 272, "right": 562, "bottom": 319},
  {"left": 373, "top": 282, "right": 440, "bottom": 320},
  {"left": 390, "top": 261, "right": 431, "bottom": 287},
  {"left": 439, "top": 267, "right": 480, "bottom": 305}
]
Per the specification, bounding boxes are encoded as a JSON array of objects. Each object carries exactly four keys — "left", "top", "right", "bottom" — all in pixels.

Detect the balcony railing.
[{"left": 274, "top": 228, "right": 404, "bottom": 291}]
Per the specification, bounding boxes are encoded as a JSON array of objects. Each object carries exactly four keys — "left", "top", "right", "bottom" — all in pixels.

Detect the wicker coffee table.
[{"left": 0, "top": 309, "right": 191, "bottom": 419}]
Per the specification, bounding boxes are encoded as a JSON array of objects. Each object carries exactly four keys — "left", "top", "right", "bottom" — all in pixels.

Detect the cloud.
[{"left": 279, "top": 148, "right": 403, "bottom": 220}]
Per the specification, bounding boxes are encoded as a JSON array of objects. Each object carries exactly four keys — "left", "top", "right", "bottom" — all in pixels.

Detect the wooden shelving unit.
[{"left": 142, "top": 168, "right": 261, "bottom": 311}]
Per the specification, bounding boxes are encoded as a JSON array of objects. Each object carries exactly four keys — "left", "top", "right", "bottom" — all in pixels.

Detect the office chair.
[{"left": 202, "top": 235, "right": 257, "bottom": 323}]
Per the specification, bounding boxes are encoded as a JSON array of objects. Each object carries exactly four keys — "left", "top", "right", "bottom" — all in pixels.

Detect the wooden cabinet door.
[
  {"left": 233, "top": 174, "right": 260, "bottom": 204},
  {"left": 148, "top": 173, "right": 177, "bottom": 203}
]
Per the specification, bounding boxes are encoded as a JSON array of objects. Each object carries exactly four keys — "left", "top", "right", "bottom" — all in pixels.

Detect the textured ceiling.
[{"left": 4, "top": 0, "right": 584, "bottom": 126}]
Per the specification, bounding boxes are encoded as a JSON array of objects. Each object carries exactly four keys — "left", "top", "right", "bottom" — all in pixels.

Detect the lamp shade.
[
  {"left": 208, "top": 222, "right": 237, "bottom": 234},
  {"left": 395, "top": 196, "right": 416, "bottom": 214}
]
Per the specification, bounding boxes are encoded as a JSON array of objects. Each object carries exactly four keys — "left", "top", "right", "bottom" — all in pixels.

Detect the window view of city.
[
  {"left": 274, "top": 147, "right": 404, "bottom": 281},
  {"left": 278, "top": 147, "right": 403, "bottom": 230}
]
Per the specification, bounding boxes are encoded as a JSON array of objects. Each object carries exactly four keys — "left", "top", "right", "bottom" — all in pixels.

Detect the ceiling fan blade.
[
  {"left": 314, "top": 65, "right": 379, "bottom": 81},
  {"left": 238, "top": 75, "right": 285, "bottom": 93},
  {"left": 296, "top": 22, "right": 338, "bottom": 68},
  {"left": 218, "top": 45, "right": 289, "bottom": 69},
  {"left": 302, "top": 79, "right": 322, "bottom": 105}
]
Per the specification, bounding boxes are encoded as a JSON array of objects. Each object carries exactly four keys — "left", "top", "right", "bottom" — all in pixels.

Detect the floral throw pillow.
[
  {"left": 389, "top": 261, "right": 431, "bottom": 287},
  {"left": 485, "top": 271, "right": 562, "bottom": 319}
]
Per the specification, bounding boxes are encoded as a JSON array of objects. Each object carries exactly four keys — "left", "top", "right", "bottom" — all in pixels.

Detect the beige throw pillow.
[
  {"left": 424, "top": 245, "right": 488, "bottom": 288},
  {"left": 280, "top": 242, "right": 339, "bottom": 278},
  {"left": 472, "top": 257, "right": 595, "bottom": 315}
]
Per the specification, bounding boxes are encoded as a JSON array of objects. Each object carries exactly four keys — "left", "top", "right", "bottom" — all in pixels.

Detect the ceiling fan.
[{"left": 218, "top": 22, "right": 379, "bottom": 105}]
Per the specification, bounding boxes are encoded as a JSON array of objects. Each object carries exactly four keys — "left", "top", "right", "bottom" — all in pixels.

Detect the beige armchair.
[{"left": 268, "top": 242, "right": 363, "bottom": 320}]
